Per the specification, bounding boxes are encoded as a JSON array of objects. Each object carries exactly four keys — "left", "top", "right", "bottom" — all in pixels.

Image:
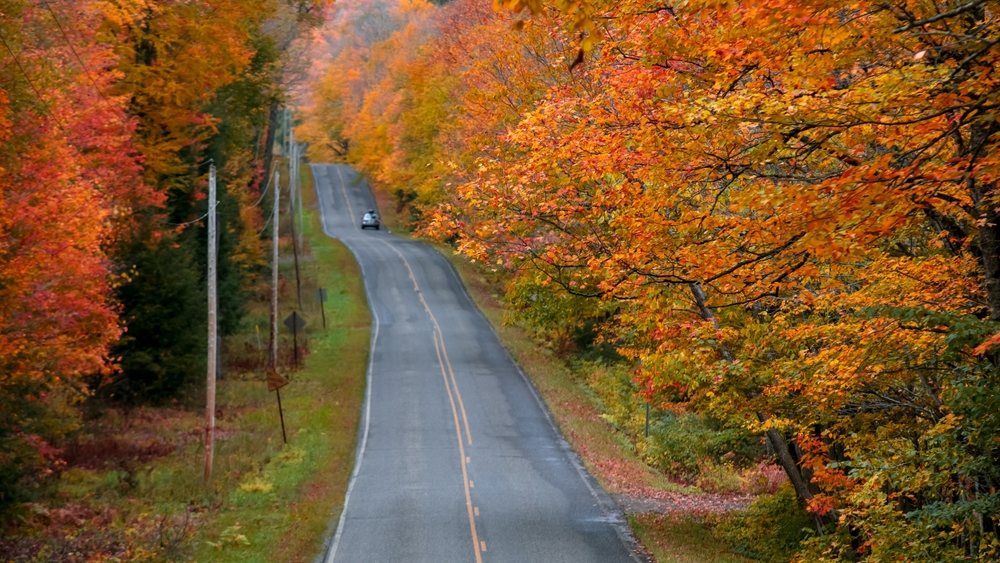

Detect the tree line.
[
  {"left": 300, "top": 0, "right": 1000, "bottom": 559},
  {"left": 0, "top": 0, "right": 323, "bottom": 517}
]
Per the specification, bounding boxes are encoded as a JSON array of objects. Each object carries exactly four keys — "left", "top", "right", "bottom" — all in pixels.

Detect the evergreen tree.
[{"left": 109, "top": 230, "right": 206, "bottom": 404}]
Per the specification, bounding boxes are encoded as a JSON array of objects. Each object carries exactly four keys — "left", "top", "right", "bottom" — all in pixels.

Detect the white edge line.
[{"left": 313, "top": 164, "right": 379, "bottom": 563}]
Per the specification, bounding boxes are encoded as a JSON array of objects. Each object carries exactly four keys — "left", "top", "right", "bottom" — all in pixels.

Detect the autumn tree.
[
  {"left": 0, "top": 0, "right": 149, "bottom": 509},
  {"left": 304, "top": 0, "right": 1000, "bottom": 558},
  {"left": 0, "top": 0, "right": 328, "bottom": 516},
  {"left": 435, "top": 0, "right": 1000, "bottom": 558}
]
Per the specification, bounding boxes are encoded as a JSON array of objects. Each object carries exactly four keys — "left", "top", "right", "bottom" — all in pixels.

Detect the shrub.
[
  {"left": 715, "top": 483, "right": 815, "bottom": 562},
  {"left": 585, "top": 360, "right": 765, "bottom": 484}
]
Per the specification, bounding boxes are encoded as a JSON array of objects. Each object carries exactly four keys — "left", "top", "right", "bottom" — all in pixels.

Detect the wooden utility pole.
[
  {"left": 288, "top": 128, "right": 297, "bottom": 217},
  {"left": 269, "top": 171, "right": 280, "bottom": 369},
  {"left": 204, "top": 164, "right": 218, "bottom": 482},
  {"left": 289, "top": 131, "right": 303, "bottom": 310},
  {"left": 295, "top": 141, "right": 304, "bottom": 252}
]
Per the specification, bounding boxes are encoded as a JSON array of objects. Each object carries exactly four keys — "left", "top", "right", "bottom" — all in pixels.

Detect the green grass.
[
  {"left": 190, "top": 160, "right": 370, "bottom": 562},
  {"left": 630, "top": 514, "right": 753, "bottom": 563}
]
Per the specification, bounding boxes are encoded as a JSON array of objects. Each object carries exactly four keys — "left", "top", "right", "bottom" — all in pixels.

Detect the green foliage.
[
  {"left": 646, "top": 413, "right": 759, "bottom": 479},
  {"left": 506, "top": 275, "right": 615, "bottom": 355},
  {"left": 716, "top": 484, "right": 815, "bottom": 562},
  {"left": 586, "top": 360, "right": 762, "bottom": 487},
  {"left": 187, "top": 182, "right": 248, "bottom": 338},
  {"left": 0, "top": 390, "right": 79, "bottom": 517},
  {"left": 109, "top": 233, "right": 206, "bottom": 404}
]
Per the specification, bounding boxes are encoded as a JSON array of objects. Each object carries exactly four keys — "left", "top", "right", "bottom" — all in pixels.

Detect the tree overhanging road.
[{"left": 312, "top": 163, "right": 645, "bottom": 563}]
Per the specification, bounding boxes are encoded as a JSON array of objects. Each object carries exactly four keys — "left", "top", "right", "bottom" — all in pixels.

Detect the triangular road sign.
[{"left": 266, "top": 367, "right": 289, "bottom": 392}]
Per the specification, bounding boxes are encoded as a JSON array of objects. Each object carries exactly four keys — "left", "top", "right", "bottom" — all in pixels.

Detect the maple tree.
[
  {"left": 0, "top": 0, "right": 148, "bottom": 509},
  {"left": 303, "top": 0, "right": 1000, "bottom": 558}
]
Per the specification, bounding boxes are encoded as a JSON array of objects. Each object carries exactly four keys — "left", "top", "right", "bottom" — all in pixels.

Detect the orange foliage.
[{"left": 305, "top": 0, "right": 1000, "bottom": 557}]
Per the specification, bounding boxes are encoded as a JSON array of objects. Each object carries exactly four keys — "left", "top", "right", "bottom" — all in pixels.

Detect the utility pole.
[
  {"left": 288, "top": 128, "right": 297, "bottom": 216},
  {"left": 205, "top": 164, "right": 218, "bottom": 482},
  {"left": 269, "top": 171, "right": 280, "bottom": 369},
  {"left": 288, "top": 130, "right": 303, "bottom": 310},
  {"left": 296, "top": 140, "right": 304, "bottom": 251}
]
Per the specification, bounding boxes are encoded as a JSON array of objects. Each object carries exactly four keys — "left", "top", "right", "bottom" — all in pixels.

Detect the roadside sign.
[
  {"left": 284, "top": 311, "right": 306, "bottom": 332},
  {"left": 266, "top": 367, "right": 290, "bottom": 444},
  {"left": 266, "top": 367, "right": 289, "bottom": 392},
  {"left": 317, "top": 288, "right": 328, "bottom": 329}
]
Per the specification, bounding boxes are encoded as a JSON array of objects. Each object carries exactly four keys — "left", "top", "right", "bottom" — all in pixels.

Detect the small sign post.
[
  {"left": 316, "top": 288, "right": 328, "bottom": 328},
  {"left": 267, "top": 367, "right": 290, "bottom": 444},
  {"left": 283, "top": 311, "right": 307, "bottom": 370}
]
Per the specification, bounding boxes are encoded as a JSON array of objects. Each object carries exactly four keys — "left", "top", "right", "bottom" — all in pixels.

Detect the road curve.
[{"left": 312, "top": 163, "right": 644, "bottom": 563}]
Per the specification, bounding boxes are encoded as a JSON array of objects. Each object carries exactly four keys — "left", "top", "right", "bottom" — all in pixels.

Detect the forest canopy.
[{"left": 300, "top": 0, "right": 1000, "bottom": 559}]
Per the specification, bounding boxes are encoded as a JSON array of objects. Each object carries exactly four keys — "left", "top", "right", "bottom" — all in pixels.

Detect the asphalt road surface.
[{"left": 312, "top": 163, "right": 644, "bottom": 563}]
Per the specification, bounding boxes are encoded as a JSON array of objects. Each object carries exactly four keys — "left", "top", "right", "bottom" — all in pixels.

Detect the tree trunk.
[
  {"left": 967, "top": 121, "right": 1000, "bottom": 320},
  {"left": 970, "top": 181, "right": 1000, "bottom": 320},
  {"left": 688, "top": 283, "right": 819, "bottom": 508}
]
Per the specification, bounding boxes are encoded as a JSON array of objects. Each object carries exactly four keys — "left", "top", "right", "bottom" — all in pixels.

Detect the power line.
[
  {"left": 256, "top": 171, "right": 283, "bottom": 238},
  {"left": 165, "top": 211, "right": 211, "bottom": 227},
  {"left": 257, "top": 201, "right": 276, "bottom": 238},
  {"left": 251, "top": 166, "right": 277, "bottom": 208}
]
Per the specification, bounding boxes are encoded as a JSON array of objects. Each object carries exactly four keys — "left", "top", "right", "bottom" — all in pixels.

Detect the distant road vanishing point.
[{"left": 312, "top": 163, "right": 645, "bottom": 563}]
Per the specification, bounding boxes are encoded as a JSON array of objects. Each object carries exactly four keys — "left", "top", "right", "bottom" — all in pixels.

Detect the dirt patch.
[{"left": 61, "top": 437, "right": 176, "bottom": 470}]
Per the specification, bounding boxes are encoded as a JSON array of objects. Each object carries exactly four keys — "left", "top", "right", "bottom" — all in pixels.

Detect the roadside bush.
[
  {"left": 586, "top": 360, "right": 764, "bottom": 484},
  {"left": 646, "top": 412, "right": 758, "bottom": 478},
  {"left": 0, "top": 387, "right": 80, "bottom": 519},
  {"left": 715, "top": 483, "right": 815, "bottom": 562}
]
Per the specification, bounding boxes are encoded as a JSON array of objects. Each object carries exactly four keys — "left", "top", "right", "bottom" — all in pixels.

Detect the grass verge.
[
  {"left": 189, "top": 162, "right": 369, "bottom": 563},
  {"left": 630, "top": 514, "right": 752, "bottom": 563}
]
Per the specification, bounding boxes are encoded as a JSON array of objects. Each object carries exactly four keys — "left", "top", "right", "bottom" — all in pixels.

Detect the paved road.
[{"left": 312, "top": 163, "right": 643, "bottom": 563}]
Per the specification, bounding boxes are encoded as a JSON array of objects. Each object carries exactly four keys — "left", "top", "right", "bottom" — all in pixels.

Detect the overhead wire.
[
  {"left": 252, "top": 166, "right": 277, "bottom": 208},
  {"left": 165, "top": 210, "right": 211, "bottom": 227},
  {"left": 256, "top": 166, "right": 283, "bottom": 238}
]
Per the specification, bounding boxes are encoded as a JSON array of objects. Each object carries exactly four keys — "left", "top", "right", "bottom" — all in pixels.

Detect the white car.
[{"left": 361, "top": 210, "right": 380, "bottom": 230}]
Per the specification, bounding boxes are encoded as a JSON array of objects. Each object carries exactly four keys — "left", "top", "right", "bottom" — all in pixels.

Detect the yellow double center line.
[
  {"left": 336, "top": 166, "right": 481, "bottom": 560},
  {"left": 433, "top": 330, "right": 483, "bottom": 563},
  {"left": 392, "top": 245, "right": 481, "bottom": 562}
]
